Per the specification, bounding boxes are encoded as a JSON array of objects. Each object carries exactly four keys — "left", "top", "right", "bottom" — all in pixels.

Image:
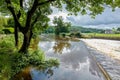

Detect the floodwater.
[
  {"left": 31, "top": 38, "right": 106, "bottom": 80},
  {"left": 14, "top": 37, "right": 107, "bottom": 80},
  {"left": 87, "top": 46, "right": 120, "bottom": 80}
]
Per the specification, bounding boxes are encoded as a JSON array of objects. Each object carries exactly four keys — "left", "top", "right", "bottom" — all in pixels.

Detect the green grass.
[
  {"left": 0, "top": 34, "right": 59, "bottom": 80},
  {"left": 86, "top": 33, "right": 120, "bottom": 40}
]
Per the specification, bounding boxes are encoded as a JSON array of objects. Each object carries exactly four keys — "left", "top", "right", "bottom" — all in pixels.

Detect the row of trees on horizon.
[{"left": 1, "top": 15, "right": 120, "bottom": 35}]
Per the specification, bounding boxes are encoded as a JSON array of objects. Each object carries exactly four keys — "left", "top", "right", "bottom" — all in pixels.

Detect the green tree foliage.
[
  {"left": 112, "top": 27, "right": 120, "bottom": 34},
  {"left": 44, "top": 26, "right": 55, "bottom": 33},
  {"left": 53, "top": 16, "right": 71, "bottom": 35},
  {"left": 0, "top": 16, "right": 9, "bottom": 33},
  {"left": 5, "top": 17, "right": 14, "bottom": 28},
  {"left": 117, "top": 27, "right": 120, "bottom": 31},
  {"left": 0, "top": 0, "right": 119, "bottom": 53},
  {"left": 71, "top": 26, "right": 105, "bottom": 33},
  {"left": 0, "top": 16, "right": 8, "bottom": 29}
]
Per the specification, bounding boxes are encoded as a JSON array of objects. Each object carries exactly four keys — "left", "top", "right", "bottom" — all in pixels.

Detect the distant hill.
[
  {"left": 43, "top": 26, "right": 105, "bottom": 33},
  {"left": 71, "top": 26, "right": 105, "bottom": 33}
]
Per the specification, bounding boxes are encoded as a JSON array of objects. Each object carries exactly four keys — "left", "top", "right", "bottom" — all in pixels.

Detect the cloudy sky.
[{"left": 48, "top": 6, "right": 120, "bottom": 29}]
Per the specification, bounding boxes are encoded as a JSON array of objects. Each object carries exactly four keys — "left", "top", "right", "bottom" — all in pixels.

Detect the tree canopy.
[
  {"left": 117, "top": 27, "right": 120, "bottom": 31},
  {"left": 0, "top": 0, "right": 119, "bottom": 53},
  {"left": 53, "top": 16, "right": 71, "bottom": 35}
]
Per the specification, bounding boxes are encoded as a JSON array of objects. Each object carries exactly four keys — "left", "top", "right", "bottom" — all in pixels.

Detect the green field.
[{"left": 86, "top": 33, "right": 120, "bottom": 40}]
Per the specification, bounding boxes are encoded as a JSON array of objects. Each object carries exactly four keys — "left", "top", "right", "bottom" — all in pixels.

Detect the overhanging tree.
[{"left": 0, "top": 0, "right": 119, "bottom": 53}]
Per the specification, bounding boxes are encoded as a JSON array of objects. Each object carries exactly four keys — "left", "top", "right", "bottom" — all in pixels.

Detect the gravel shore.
[{"left": 81, "top": 39, "right": 120, "bottom": 60}]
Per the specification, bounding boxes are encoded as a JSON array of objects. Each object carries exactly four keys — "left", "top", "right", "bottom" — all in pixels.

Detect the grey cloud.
[{"left": 66, "top": 7, "right": 120, "bottom": 27}]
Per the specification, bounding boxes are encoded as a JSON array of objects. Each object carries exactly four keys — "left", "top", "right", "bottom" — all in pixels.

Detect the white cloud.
[
  {"left": 48, "top": 12, "right": 68, "bottom": 20},
  {"left": 49, "top": 6, "right": 120, "bottom": 29}
]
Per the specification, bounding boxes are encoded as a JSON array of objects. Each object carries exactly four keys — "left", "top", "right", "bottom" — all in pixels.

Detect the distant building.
[{"left": 105, "top": 29, "right": 113, "bottom": 34}]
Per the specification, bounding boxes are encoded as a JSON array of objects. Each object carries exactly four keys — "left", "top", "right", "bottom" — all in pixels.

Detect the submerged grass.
[{"left": 0, "top": 34, "right": 59, "bottom": 80}]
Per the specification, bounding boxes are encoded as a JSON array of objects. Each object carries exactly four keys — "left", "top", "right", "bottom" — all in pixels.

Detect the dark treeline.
[
  {"left": 70, "top": 26, "right": 105, "bottom": 33},
  {"left": 43, "top": 26, "right": 105, "bottom": 33}
]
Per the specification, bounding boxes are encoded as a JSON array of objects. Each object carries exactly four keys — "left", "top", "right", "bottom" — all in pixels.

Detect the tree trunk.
[
  {"left": 14, "top": 25, "right": 18, "bottom": 47},
  {"left": 19, "top": 31, "right": 33, "bottom": 54}
]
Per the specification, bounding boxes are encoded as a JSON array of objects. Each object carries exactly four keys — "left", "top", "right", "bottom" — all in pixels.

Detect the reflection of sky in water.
[
  {"left": 36, "top": 41, "right": 106, "bottom": 80},
  {"left": 62, "top": 57, "right": 90, "bottom": 71},
  {"left": 39, "top": 41, "right": 71, "bottom": 54},
  {"left": 31, "top": 68, "right": 53, "bottom": 80},
  {"left": 30, "top": 58, "right": 91, "bottom": 80},
  {"left": 31, "top": 69, "right": 48, "bottom": 80}
]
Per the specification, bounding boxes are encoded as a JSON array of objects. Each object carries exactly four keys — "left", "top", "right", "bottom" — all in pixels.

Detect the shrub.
[
  {"left": 61, "top": 33, "right": 66, "bottom": 38},
  {"left": 0, "top": 34, "right": 59, "bottom": 80},
  {"left": 75, "top": 32, "right": 82, "bottom": 38},
  {"left": 0, "top": 35, "right": 14, "bottom": 54},
  {"left": 2, "top": 28, "right": 14, "bottom": 34},
  {"left": 0, "top": 30, "right": 4, "bottom": 34},
  {"left": 69, "top": 33, "right": 74, "bottom": 37}
]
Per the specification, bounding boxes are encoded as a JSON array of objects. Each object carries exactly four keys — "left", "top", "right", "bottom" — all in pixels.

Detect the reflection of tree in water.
[
  {"left": 13, "top": 67, "right": 32, "bottom": 80},
  {"left": 31, "top": 66, "right": 55, "bottom": 79},
  {"left": 53, "top": 37, "right": 71, "bottom": 54},
  {"left": 13, "top": 62, "right": 59, "bottom": 80}
]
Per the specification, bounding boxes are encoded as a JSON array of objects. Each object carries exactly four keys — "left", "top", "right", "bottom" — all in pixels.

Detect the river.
[
  {"left": 13, "top": 36, "right": 110, "bottom": 80},
  {"left": 36, "top": 40, "right": 106, "bottom": 80},
  {"left": 82, "top": 39, "right": 120, "bottom": 80}
]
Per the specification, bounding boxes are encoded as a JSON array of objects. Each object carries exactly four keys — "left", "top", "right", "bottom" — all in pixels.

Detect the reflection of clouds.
[
  {"left": 38, "top": 41, "right": 55, "bottom": 55},
  {"left": 39, "top": 41, "right": 71, "bottom": 54},
  {"left": 61, "top": 48, "right": 71, "bottom": 54},
  {"left": 75, "top": 58, "right": 90, "bottom": 71},
  {"left": 89, "top": 55, "right": 103, "bottom": 78},
  {"left": 38, "top": 41, "right": 55, "bottom": 50},
  {"left": 46, "top": 48, "right": 53, "bottom": 53},
  {"left": 31, "top": 67, "right": 55, "bottom": 80},
  {"left": 65, "top": 57, "right": 90, "bottom": 71},
  {"left": 60, "top": 42, "right": 89, "bottom": 68},
  {"left": 38, "top": 41, "right": 106, "bottom": 80}
]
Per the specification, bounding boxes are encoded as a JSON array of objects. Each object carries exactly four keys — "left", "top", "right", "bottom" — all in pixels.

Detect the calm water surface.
[
  {"left": 35, "top": 39, "right": 106, "bottom": 80},
  {"left": 88, "top": 46, "right": 120, "bottom": 80},
  {"left": 14, "top": 37, "right": 106, "bottom": 80}
]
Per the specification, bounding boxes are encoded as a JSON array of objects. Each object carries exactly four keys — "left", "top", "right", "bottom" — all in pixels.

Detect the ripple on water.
[{"left": 87, "top": 46, "right": 120, "bottom": 80}]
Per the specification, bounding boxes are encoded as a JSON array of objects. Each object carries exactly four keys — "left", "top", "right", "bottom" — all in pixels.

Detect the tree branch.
[
  {"left": 5, "top": 0, "right": 23, "bottom": 32},
  {"left": 17, "top": 0, "right": 24, "bottom": 18},
  {"left": 31, "top": 8, "right": 42, "bottom": 28},
  {"left": 25, "top": 0, "right": 56, "bottom": 32},
  {"left": 38, "top": 0, "right": 56, "bottom": 5},
  {"left": 25, "top": 0, "right": 38, "bottom": 32},
  {"left": 31, "top": 15, "right": 39, "bottom": 28}
]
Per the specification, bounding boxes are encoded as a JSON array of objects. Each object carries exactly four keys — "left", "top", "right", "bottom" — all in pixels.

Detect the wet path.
[{"left": 36, "top": 40, "right": 106, "bottom": 80}]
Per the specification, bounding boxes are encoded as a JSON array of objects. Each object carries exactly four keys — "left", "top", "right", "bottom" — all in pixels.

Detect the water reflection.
[
  {"left": 13, "top": 67, "right": 32, "bottom": 80},
  {"left": 38, "top": 40, "right": 106, "bottom": 80},
  {"left": 13, "top": 64, "right": 58, "bottom": 80},
  {"left": 53, "top": 37, "right": 71, "bottom": 54},
  {"left": 31, "top": 67, "right": 55, "bottom": 80},
  {"left": 12, "top": 36, "right": 106, "bottom": 80}
]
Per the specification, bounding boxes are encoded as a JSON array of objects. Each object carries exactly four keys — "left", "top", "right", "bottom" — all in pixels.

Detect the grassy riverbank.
[
  {"left": 86, "top": 33, "right": 120, "bottom": 40},
  {"left": 0, "top": 34, "right": 59, "bottom": 80}
]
